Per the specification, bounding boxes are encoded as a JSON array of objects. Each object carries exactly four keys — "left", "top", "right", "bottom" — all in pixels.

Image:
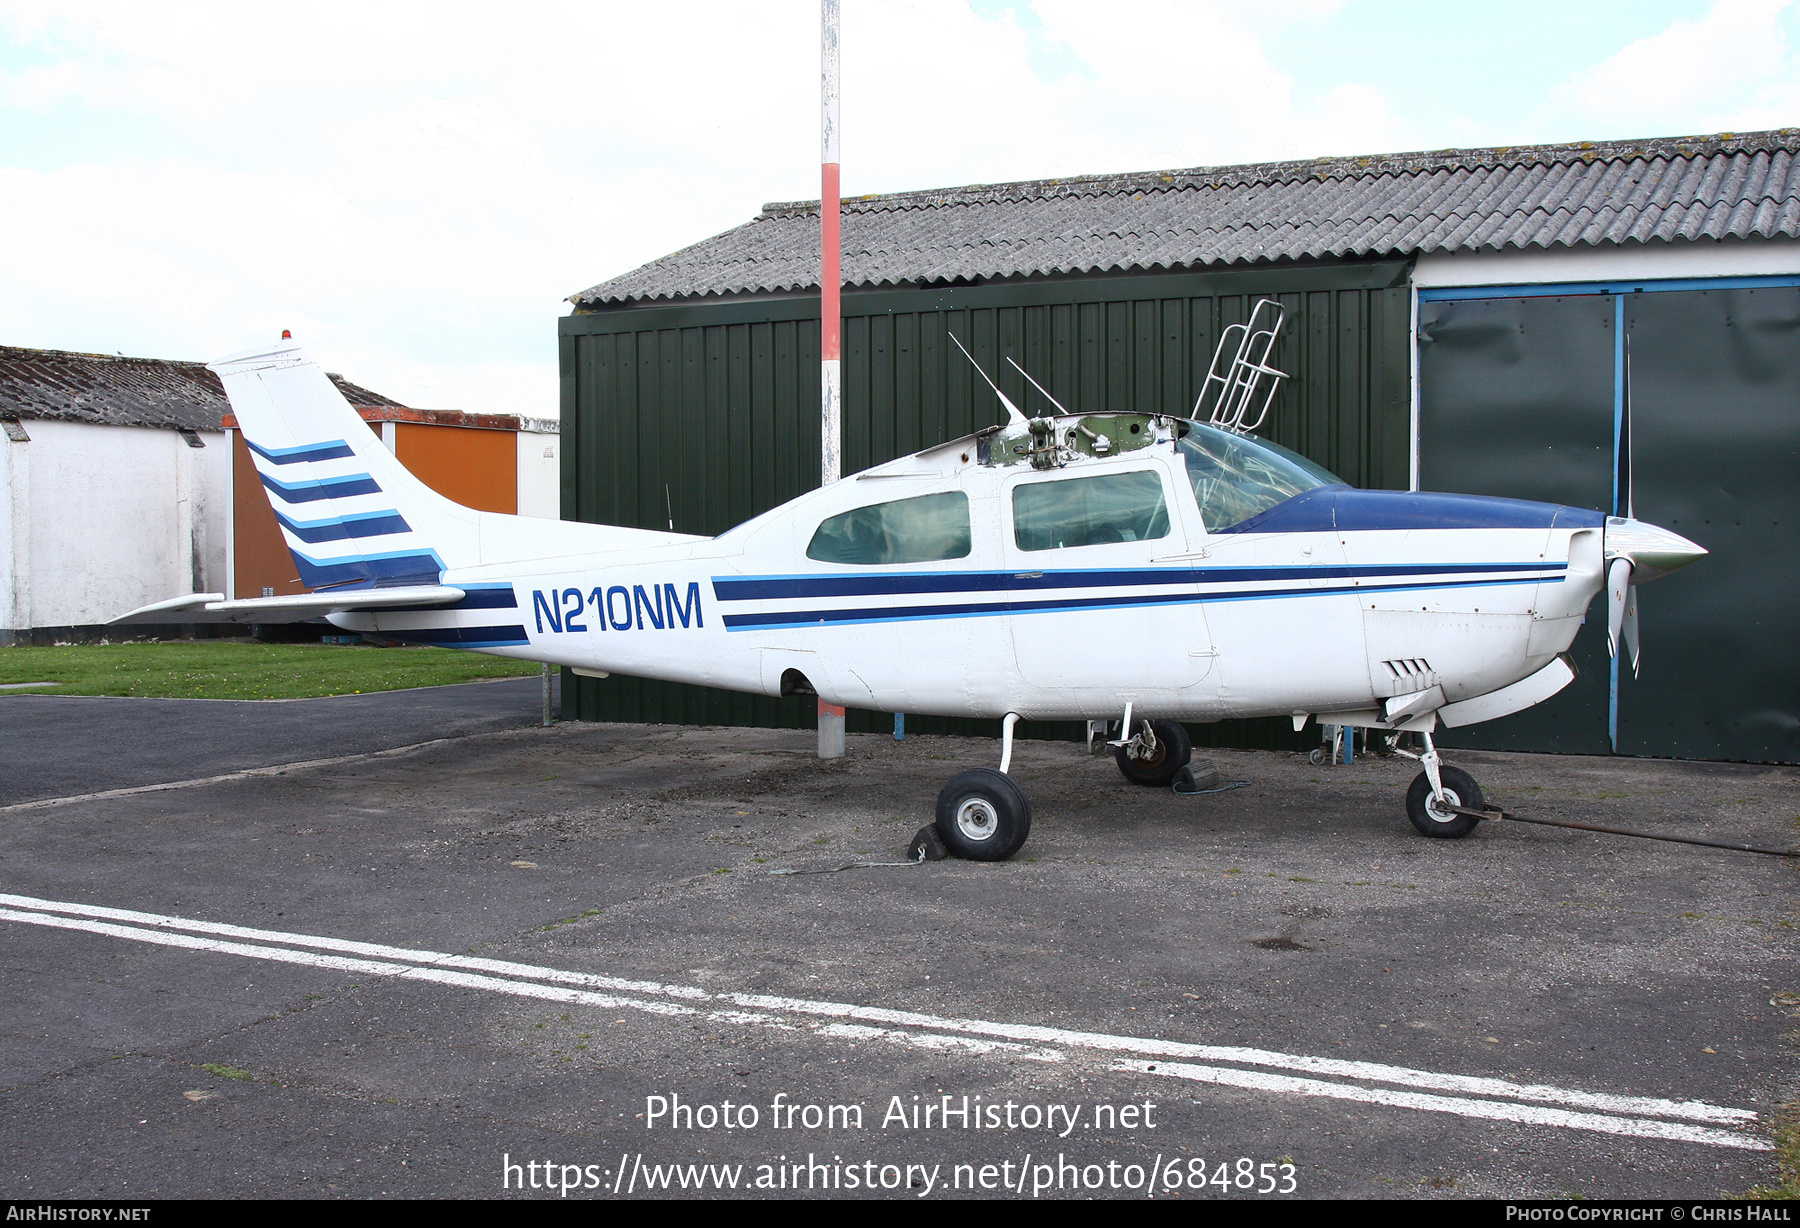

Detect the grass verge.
[
  {"left": 0, "top": 641, "right": 540, "bottom": 700},
  {"left": 1737, "top": 1110, "right": 1800, "bottom": 1199}
]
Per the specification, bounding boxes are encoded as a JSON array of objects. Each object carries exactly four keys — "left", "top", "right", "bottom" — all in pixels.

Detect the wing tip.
[
  {"left": 208, "top": 342, "right": 312, "bottom": 375},
  {"left": 107, "top": 593, "right": 226, "bottom": 625}
]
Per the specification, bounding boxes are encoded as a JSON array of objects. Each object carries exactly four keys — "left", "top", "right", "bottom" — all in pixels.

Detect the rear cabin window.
[
  {"left": 1012, "top": 470, "right": 1170, "bottom": 552},
  {"left": 806, "top": 490, "right": 972, "bottom": 565}
]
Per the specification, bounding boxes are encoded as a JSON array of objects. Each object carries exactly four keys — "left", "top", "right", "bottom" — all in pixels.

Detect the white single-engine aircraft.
[{"left": 117, "top": 313, "right": 1705, "bottom": 861}]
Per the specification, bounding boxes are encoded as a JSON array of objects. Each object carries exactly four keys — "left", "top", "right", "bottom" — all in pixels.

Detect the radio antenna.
[
  {"left": 947, "top": 333, "right": 1028, "bottom": 428},
  {"left": 1006, "top": 357, "right": 1071, "bottom": 416}
]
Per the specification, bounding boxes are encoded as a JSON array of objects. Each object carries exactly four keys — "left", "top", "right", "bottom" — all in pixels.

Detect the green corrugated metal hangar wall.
[{"left": 558, "top": 260, "right": 1412, "bottom": 747}]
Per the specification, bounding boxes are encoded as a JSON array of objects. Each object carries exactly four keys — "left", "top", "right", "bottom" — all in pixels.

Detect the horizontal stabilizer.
[{"left": 109, "top": 586, "right": 465, "bottom": 626}]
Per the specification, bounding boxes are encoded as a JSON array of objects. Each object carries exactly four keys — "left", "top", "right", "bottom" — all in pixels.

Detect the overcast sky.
[{"left": 2, "top": 0, "right": 1795, "bottom": 416}]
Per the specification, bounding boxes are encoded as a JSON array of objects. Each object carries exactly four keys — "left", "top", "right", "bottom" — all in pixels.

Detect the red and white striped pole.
[
  {"left": 817, "top": 0, "right": 846, "bottom": 759},
  {"left": 820, "top": 0, "right": 842, "bottom": 488}
]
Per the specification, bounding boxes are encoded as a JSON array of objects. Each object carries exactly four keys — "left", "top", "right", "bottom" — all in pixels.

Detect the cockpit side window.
[
  {"left": 1012, "top": 470, "right": 1170, "bottom": 552},
  {"left": 1177, "top": 422, "right": 1345, "bottom": 533},
  {"left": 805, "top": 490, "right": 972, "bottom": 565}
]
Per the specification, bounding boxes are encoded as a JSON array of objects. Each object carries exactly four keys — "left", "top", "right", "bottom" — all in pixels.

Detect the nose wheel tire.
[
  {"left": 1114, "top": 719, "right": 1193, "bottom": 787},
  {"left": 1405, "top": 766, "right": 1485, "bottom": 839},
  {"left": 935, "top": 768, "right": 1032, "bottom": 861}
]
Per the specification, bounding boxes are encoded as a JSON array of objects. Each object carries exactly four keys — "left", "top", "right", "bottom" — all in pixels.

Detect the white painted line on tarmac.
[
  {"left": 714, "top": 991, "right": 1761, "bottom": 1128},
  {"left": 0, "top": 739, "right": 455, "bottom": 813},
  {"left": 1114, "top": 1060, "right": 1767, "bottom": 1152},
  {"left": 816, "top": 1021, "right": 1063, "bottom": 1062},
  {"left": 0, "top": 906, "right": 757, "bottom": 1023},
  {"left": 0, "top": 891, "right": 1768, "bottom": 1150},
  {"left": 0, "top": 891, "right": 713, "bottom": 999}
]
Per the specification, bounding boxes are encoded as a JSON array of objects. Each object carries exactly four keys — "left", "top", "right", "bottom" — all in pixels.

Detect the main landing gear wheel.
[
  {"left": 935, "top": 768, "right": 1032, "bottom": 861},
  {"left": 1406, "top": 765, "right": 1485, "bottom": 839},
  {"left": 1114, "top": 719, "right": 1192, "bottom": 787}
]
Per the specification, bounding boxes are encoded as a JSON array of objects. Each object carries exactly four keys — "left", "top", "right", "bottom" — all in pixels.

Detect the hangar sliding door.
[
  {"left": 1619, "top": 287, "right": 1800, "bottom": 762},
  {"left": 1419, "top": 279, "right": 1800, "bottom": 764}
]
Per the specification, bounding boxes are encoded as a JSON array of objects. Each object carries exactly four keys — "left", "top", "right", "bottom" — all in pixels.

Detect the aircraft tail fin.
[
  {"left": 211, "top": 343, "right": 698, "bottom": 590},
  {"left": 213, "top": 343, "right": 483, "bottom": 588}
]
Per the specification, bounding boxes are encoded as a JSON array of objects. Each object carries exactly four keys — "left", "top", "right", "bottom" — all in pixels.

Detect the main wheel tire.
[
  {"left": 934, "top": 768, "right": 1032, "bottom": 861},
  {"left": 1405, "top": 766, "right": 1485, "bottom": 839},
  {"left": 1114, "top": 718, "right": 1192, "bottom": 787}
]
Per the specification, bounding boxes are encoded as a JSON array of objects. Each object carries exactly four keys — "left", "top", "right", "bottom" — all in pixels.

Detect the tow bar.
[{"left": 1441, "top": 803, "right": 1800, "bottom": 859}]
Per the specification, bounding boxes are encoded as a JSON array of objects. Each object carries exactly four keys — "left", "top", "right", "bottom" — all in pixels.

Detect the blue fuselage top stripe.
[
  {"left": 246, "top": 438, "right": 357, "bottom": 465},
  {"left": 259, "top": 471, "right": 382, "bottom": 503}
]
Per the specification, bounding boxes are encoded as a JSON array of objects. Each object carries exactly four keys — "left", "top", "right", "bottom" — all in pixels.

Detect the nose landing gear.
[
  {"left": 1395, "top": 731, "right": 1485, "bottom": 839},
  {"left": 1405, "top": 764, "right": 1485, "bottom": 838}
]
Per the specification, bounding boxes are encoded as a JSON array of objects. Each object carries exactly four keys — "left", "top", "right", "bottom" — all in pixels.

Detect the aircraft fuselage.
[{"left": 331, "top": 417, "right": 1608, "bottom": 729}]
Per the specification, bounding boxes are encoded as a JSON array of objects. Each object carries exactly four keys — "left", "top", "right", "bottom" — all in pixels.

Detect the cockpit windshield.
[{"left": 1176, "top": 422, "right": 1345, "bottom": 533}]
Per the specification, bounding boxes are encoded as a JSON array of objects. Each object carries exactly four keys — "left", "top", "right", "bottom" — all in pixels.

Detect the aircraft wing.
[{"left": 108, "top": 586, "right": 466, "bottom": 626}]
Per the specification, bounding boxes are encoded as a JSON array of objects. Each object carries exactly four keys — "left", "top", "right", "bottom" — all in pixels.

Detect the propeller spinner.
[{"left": 1603, "top": 517, "right": 1706, "bottom": 678}]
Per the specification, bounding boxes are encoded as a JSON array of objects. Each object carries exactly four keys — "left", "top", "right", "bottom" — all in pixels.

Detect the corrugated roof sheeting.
[
  {"left": 0, "top": 347, "right": 225, "bottom": 431},
  {"left": 0, "top": 346, "right": 406, "bottom": 431},
  {"left": 574, "top": 130, "right": 1800, "bottom": 306}
]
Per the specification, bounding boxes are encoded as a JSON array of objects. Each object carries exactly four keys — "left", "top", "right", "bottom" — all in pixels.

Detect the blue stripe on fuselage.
[
  {"left": 719, "top": 573, "right": 1560, "bottom": 630},
  {"left": 711, "top": 560, "right": 1566, "bottom": 603},
  {"left": 246, "top": 438, "right": 356, "bottom": 465}
]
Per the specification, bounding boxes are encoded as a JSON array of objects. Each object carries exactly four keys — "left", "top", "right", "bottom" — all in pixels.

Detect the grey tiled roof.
[
  {"left": 573, "top": 129, "right": 1800, "bottom": 307},
  {"left": 0, "top": 346, "right": 405, "bottom": 431}
]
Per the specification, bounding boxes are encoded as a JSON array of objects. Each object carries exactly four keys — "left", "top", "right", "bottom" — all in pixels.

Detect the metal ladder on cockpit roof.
[{"left": 1194, "top": 298, "right": 1288, "bottom": 435}]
